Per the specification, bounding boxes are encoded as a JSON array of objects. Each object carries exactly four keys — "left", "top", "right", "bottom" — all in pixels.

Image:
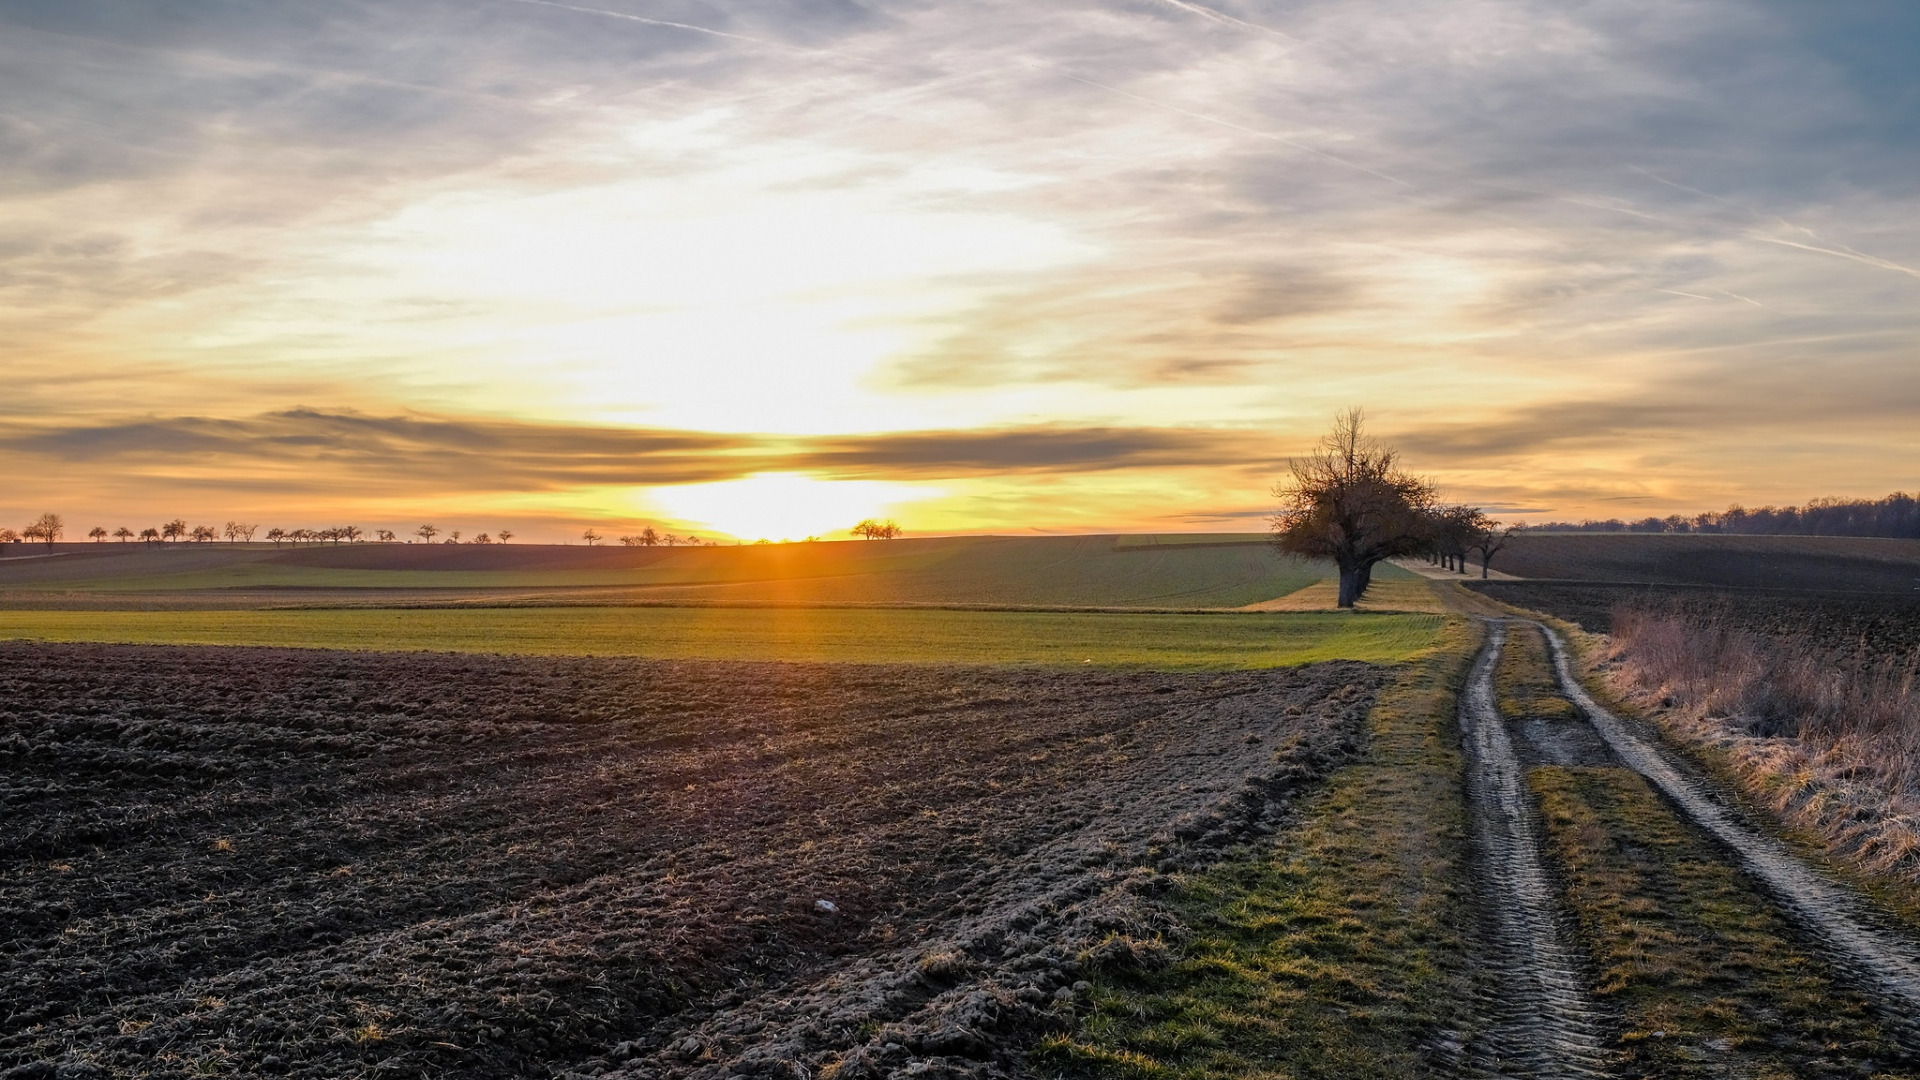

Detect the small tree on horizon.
[
  {"left": 113, "top": 527, "right": 134, "bottom": 542},
  {"left": 24, "top": 513, "right": 65, "bottom": 549},
  {"left": 582, "top": 528, "right": 602, "bottom": 546},
  {"left": 498, "top": 529, "right": 514, "bottom": 543},
  {"left": 162, "top": 519, "right": 188, "bottom": 543},
  {"left": 88, "top": 526, "right": 108, "bottom": 542},
  {"left": 139, "top": 527, "right": 161, "bottom": 544},
  {"left": 267, "top": 528, "right": 287, "bottom": 546},
  {"left": 1271, "top": 409, "right": 1437, "bottom": 608},
  {"left": 416, "top": 524, "right": 439, "bottom": 544}
]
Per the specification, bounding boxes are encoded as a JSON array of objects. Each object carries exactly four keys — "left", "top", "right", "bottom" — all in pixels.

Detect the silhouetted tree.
[
  {"left": 1468, "top": 521, "right": 1518, "bottom": 579},
  {"left": 267, "top": 528, "right": 287, "bottom": 546},
  {"left": 639, "top": 527, "right": 659, "bottom": 547},
  {"left": 472, "top": 532, "right": 493, "bottom": 544},
  {"left": 113, "top": 527, "right": 134, "bottom": 542},
  {"left": 375, "top": 529, "right": 396, "bottom": 543},
  {"left": 191, "top": 524, "right": 217, "bottom": 543},
  {"left": 0, "top": 529, "right": 17, "bottom": 544},
  {"left": 23, "top": 513, "right": 64, "bottom": 549},
  {"left": 1271, "top": 409, "right": 1437, "bottom": 608},
  {"left": 498, "top": 529, "right": 514, "bottom": 543},
  {"left": 582, "top": 528, "right": 601, "bottom": 546},
  {"left": 340, "top": 525, "right": 362, "bottom": 544},
  {"left": 139, "top": 528, "right": 160, "bottom": 544},
  {"left": 88, "top": 526, "right": 107, "bottom": 542},
  {"left": 416, "top": 524, "right": 438, "bottom": 544},
  {"left": 163, "top": 519, "right": 188, "bottom": 543},
  {"left": 852, "top": 519, "right": 902, "bottom": 540}
]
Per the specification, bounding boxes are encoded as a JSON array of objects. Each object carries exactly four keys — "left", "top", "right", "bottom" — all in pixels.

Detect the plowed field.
[{"left": 0, "top": 643, "right": 1385, "bottom": 1080}]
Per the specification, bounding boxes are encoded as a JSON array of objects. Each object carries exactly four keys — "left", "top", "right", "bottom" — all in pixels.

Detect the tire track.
[
  {"left": 1460, "top": 622, "right": 1611, "bottom": 1076},
  {"left": 1535, "top": 620, "right": 1920, "bottom": 1017}
]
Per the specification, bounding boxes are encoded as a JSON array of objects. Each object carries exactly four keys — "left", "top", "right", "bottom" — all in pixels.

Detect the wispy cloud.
[{"left": 0, "top": 0, "right": 1916, "bottom": 530}]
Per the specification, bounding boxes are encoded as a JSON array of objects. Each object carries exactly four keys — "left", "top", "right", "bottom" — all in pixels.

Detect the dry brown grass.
[{"left": 1604, "top": 606, "right": 1920, "bottom": 882}]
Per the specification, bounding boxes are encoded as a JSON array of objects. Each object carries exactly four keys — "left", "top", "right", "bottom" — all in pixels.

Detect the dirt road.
[
  {"left": 1458, "top": 624, "right": 1610, "bottom": 1076},
  {"left": 1460, "top": 617, "right": 1920, "bottom": 1076}
]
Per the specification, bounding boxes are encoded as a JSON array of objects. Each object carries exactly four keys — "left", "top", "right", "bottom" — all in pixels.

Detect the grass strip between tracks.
[
  {"left": 1033, "top": 617, "right": 1482, "bottom": 1078},
  {"left": 1531, "top": 766, "right": 1915, "bottom": 1078},
  {"left": 0, "top": 607, "right": 1442, "bottom": 669}
]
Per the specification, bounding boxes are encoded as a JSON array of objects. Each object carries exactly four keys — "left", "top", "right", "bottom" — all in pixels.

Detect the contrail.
[
  {"left": 1150, "top": 0, "right": 1310, "bottom": 45},
  {"left": 1060, "top": 72, "right": 1407, "bottom": 187},
  {"left": 1653, "top": 288, "right": 1715, "bottom": 301},
  {"left": 1747, "top": 234, "right": 1920, "bottom": 279},
  {"left": 497, "top": 0, "right": 766, "bottom": 44}
]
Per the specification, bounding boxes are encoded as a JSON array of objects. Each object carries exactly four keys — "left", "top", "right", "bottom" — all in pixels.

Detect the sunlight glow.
[{"left": 653, "top": 473, "right": 937, "bottom": 542}]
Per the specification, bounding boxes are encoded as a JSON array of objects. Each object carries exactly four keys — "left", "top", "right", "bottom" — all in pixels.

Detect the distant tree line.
[{"left": 1529, "top": 492, "right": 1920, "bottom": 538}]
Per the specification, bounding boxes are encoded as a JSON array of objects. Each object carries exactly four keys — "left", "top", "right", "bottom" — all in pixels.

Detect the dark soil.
[
  {"left": 1497, "top": 533, "right": 1920, "bottom": 592},
  {"left": 1469, "top": 581, "right": 1920, "bottom": 661},
  {"left": 0, "top": 643, "right": 1384, "bottom": 1080}
]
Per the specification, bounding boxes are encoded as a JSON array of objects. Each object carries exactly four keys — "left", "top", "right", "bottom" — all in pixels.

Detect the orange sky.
[{"left": 4, "top": 0, "right": 1918, "bottom": 541}]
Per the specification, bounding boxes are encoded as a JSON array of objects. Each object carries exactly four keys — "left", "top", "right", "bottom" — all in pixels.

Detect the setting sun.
[{"left": 651, "top": 473, "right": 933, "bottom": 542}]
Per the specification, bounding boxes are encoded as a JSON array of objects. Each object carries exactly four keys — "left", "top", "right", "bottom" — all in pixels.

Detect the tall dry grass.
[{"left": 1605, "top": 605, "right": 1920, "bottom": 881}]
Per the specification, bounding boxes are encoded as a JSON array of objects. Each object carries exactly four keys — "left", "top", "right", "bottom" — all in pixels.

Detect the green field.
[
  {"left": 0, "top": 534, "right": 1398, "bottom": 610},
  {"left": 0, "top": 606, "right": 1445, "bottom": 669}
]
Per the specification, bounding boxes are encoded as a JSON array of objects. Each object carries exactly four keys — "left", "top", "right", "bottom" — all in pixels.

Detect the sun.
[{"left": 651, "top": 473, "right": 933, "bottom": 542}]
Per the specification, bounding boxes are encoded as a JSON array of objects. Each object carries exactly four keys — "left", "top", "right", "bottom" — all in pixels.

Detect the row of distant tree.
[
  {"left": 5, "top": 513, "right": 907, "bottom": 549},
  {"left": 1528, "top": 492, "right": 1920, "bottom": 538},
  {"left": 0, "top": 515, "right": 532, "bottom": 547}
]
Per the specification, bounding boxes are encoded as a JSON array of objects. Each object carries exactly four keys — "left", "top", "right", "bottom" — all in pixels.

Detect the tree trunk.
[
  {"left": 1481, "top": 554, "right": 1491, "bottom": 579},
  {"left": 1337, "top": 565, "right": 1362, "bottom": 608}
]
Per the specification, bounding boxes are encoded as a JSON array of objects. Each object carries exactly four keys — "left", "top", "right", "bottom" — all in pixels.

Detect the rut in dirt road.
[
  {"left": 1460, "top": 622, "right": 1611, "bottom": 1077},
  {"left": 1536, "top": 621, "right": 1920, "bottom": 1018}
]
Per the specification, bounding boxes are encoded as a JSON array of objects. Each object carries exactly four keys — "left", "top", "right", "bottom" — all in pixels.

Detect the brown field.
[
  {"left": 0, "top": 641, "right": 1384, "bottom": 1079},
  {"left": 1495, "top": 532, "right": 1920, "bottom": 592}
]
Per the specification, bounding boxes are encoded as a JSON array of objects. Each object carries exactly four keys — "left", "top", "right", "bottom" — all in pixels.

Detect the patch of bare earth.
[{"left": 0, "top": 643, "right": 1386, "bottom": 1080}]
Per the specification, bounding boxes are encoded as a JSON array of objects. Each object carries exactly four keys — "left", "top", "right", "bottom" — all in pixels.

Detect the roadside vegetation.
[
  {"left": 1036, "top": 617, "right": 1481, "bottom": 1077},
  {"left": 1603, "top": 606, "right": 1920, "bottom": 889}
]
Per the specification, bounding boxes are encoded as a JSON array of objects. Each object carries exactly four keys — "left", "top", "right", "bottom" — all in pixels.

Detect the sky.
[{"left": 3, "top": 0, "right": 1918, "bottom": 542}]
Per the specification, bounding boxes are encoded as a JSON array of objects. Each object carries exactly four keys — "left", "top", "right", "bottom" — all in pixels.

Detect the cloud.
[{"left": 0, "top": 409, "right": 1269, "bottom": 495}]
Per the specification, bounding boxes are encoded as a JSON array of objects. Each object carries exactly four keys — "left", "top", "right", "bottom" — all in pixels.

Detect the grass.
[
  {"left": 1492, "top": 621, "right": 1580, "bottom": 722},
  {"left": 1033, "top": 617, "right": 1482, "bottom": 1077},
  {"left": 0, "top": 535, "right": 1365, "bottom": 610},
  {"left": 0, "top": 606, "right": 1445, "bottom": 669},
  {"left": 1531, "top": 766, "right": 1914, "bottom": 1078}
]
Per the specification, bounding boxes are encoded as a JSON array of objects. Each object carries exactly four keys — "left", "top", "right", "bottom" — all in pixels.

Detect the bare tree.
[
  {"left": 1271, "top": 409, "right": 1437, "bottom": 608},
  {"left": 375, "top": 529, "right": 396, "bottom": 543},
  {"left": 0, "top": 528, "right": 17, "bottom": 544},
  {"left": 497, "top": 529, "right": 513, "bottom": 543},
  {"left": 23, "top": 513, "right": 64, "bottom": 549},
  {"left": 472, "top": 532, "right": 493, "bottom": 544},
  {"left": 1469, "top": 521, "right": 1519, "bottom": 579},
  {"left": 224, "top": 521, "right": 244, "bottom": 543},
  {"left": 140, "top": 527, "right": 161, "bottom": 544},
  {"left": 639, "top": 527, "right": 658, "bottom": 547},
  {"left": 113, "top": 527, "right": 134, "bottom": 542},
  {"left": 582, "top": 528, "right": 602, "bottom": 546},
  {"left": 88, "top": 526, "right": 108, "bottom": 542},
  {"left": 267, "top": 528, "right": 287, "bottom": 546},
  {"left": 191, "top": 524, "right": 218, "bottom": 543},
  {"left": 1426, "top": 505, "right": 1486, "bottom": 574},
  {"left": 416, "top": 524, "right": 439, "bottom": 544},
  {"left": 851, "top": 519, "right": 902, "bottom": 540},
  {"left": 163, "top": 518, "right": 188, "bottom": 543},
  {"left": 340, "top": 525, "right": 363, "bottom": 544}
]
